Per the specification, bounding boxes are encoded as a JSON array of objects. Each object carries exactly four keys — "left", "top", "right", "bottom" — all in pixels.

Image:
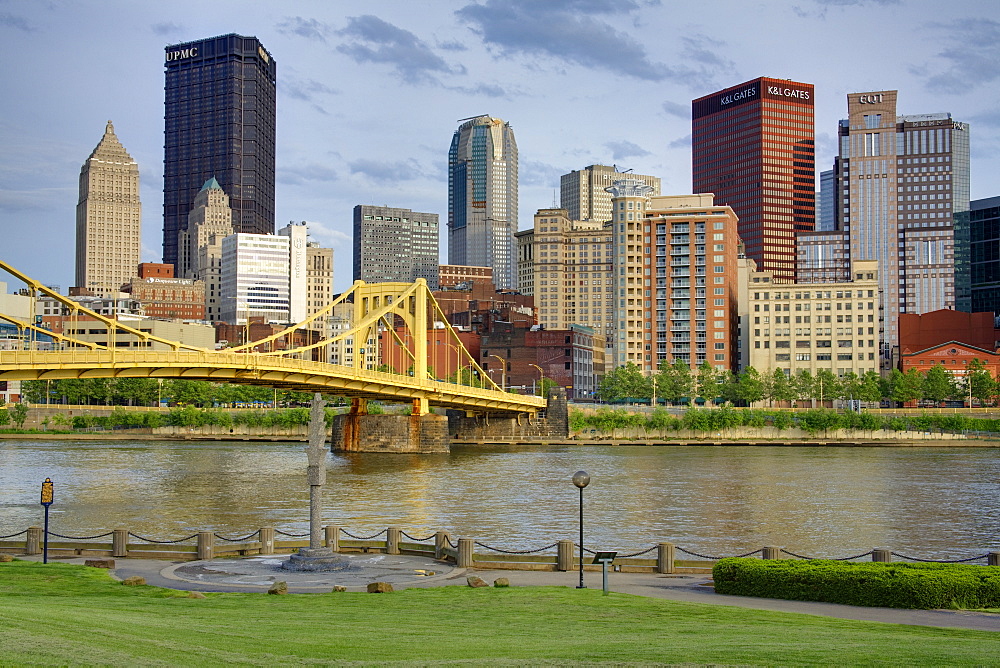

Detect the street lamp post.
[
  {"left": 530, "top": 363, "right": 544, "bottom": 397},
  {"left": 572, "top": 470, "right": 590, "bottom": 589},
  {"left": 490, "top": 354, "right": 507, "bottom": 392}
]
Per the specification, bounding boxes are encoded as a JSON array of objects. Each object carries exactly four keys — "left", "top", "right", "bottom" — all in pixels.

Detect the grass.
[{"left": 1, "top": 560, "right": 998, "bottom": 666}]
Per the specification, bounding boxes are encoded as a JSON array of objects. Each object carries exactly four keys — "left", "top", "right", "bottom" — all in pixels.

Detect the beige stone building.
[
  {"left": 741, "top": 259, "right": 881, "bottom": 378},
  {"left": 560, "top": 165, "right": 660, "bottom": 222},
  {"left": 306, "top": 244, "right": 334, "bottom": 333},
  {"left": 530, "top": 208, "right": 614, "bottom": 355},
  {"left": 177, "top": 177, "right": 234, "bottom": 322},
  {"left": 46, "top": 316, "right": 216, "bottom": 351},
  {"left": 609, "top": 185, "right": 742, "bottom": 373},
  {"left": 74, "top": 121, "right": 141, "bottom": 297},
  {"left": 514, "top": 228, "right": 534, "bottom": 295}
]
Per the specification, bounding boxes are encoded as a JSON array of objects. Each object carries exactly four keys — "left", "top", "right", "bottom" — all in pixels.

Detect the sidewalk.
[{"left": 18, "top": 553, "right": 1000, "bottom": 633}]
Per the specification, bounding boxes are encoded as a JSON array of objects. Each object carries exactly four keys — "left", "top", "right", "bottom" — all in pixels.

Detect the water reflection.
[{"left": 0, "top": 439, "right": 997, "bottom": 560}]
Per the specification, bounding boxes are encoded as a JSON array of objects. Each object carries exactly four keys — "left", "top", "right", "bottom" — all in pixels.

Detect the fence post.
[
  {"left": 457, "top": 538, "right": 474, "bottom": 568},
  {"left": 25, "top": 527, "right": 42, "bottom": 555},
  {"left": 872, "top": 549, "right": 892, "bottom": 563},
  {"left": 657, "top": 542, "right": 675, "bottom": 574},
  {"left": 435, "top": 530, "right": 451, "bottom": 560},
  {"left": 259, "top": 527, "right": 275, "bottom": 555},
  {"left": 197, "top": 531, "right": 215, "bottom": 560},
  {"left": 324, "top": 525, "right": 340, "bottom": 552},
  {"left": 762, "top": 546, "right": 782, "bottom": 560},
  {"left": 989, "top": 552, "right": 1000, "bottom": 567},
  {"left": 112, "top": 529, "right": 128, "bottom": 557},
  {"left": 557, "top": 539, "right": 574, "bottom": 572},
  {"left": 387, "top": 526, "right": 401, "bottom": 555}
]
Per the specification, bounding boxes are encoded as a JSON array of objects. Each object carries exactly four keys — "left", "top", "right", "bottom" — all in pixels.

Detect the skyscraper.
[
  {"left": 177, "top": 177, "right": 234, "bottom": 322},
  {"left": 447, "top": 115, "right": 518, "bottom": 289},
  {"left": 75, "top": 121, "right": 141, "bottom": 297},
  {"left": 560, "top": 164, "right": 660, "bottom": 222},
  {"left": 692, "top": 77, "right": 815, "bottom": 280},
  {"left": 162, "top": 34, "right": 276, "bottom": 268},
  {"left": 353, "top": 205, "right": 439, "bottom": 288},
  {"left": 835, "top": 90, "right": 969, "bottom": 357}
]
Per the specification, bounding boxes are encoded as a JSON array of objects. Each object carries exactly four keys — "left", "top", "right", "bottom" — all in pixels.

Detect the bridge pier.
[
  {"left": 448, "top": 388, "right": 569, "bottom": 441},
  {"left": 330, "top": 412, "right": 449, "bottom": 453}
]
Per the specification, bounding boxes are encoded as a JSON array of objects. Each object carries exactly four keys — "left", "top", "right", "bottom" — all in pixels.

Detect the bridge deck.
[{"left": 0, "top": 350, "right": 546, "bottom": 414}]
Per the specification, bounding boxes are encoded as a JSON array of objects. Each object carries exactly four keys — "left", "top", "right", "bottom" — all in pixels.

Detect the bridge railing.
[{"left": 2, "top": 525, "right": 996, "bottom": 572}]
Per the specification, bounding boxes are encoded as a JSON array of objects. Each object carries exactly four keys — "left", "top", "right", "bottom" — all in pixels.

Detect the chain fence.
[{"left": 1, "top": 525, "right": 995, "bottom": 565}]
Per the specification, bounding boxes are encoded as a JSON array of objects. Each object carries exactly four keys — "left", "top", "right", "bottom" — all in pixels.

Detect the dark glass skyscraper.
[
  {"left": 162, "top": 34, "right": 276, "bottom": 267},
  {"left": 692, "top": 77, "right": 815, "bottom": 280}
]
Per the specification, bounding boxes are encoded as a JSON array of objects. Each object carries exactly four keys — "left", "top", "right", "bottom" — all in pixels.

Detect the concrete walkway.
[{"left": 19, "top": 554, "right": 1000, "bottom": 633}]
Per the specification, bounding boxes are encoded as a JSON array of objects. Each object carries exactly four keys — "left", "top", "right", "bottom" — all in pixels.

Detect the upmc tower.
[
  {"left": 162, "top": 34, "right": 277, "bottom": 268},
  {"left": 692, "top": 77, "right": 815, "bottom": 279}
]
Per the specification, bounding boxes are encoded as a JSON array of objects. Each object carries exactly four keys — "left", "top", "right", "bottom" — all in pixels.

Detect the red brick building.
[
  {"left": 378, "top": 328, "right": 481, "bottom": 381},
  {"left": 900, "top": 341, "right": 1000, "bottom": 382},
  {"left": 121, "top": 263, "right": 205, "bottom": 320},
  {"left": 898, "top": 309, "right": 1000, "bottom": 353},
  {"left": 214, "top": 320, "right": 323, "bottom": 360},
  {"left": 480, "top": 323, "right": 598, "bottom": 399}
]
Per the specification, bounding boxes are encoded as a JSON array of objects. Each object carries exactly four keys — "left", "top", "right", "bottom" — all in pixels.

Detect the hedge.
[{"left": 713, "top": 557, "right": 1000, "bottom": 609}]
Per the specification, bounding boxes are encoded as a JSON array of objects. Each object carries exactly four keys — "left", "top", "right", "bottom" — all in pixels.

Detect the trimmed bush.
[{"left": 713, "top": 557, "right": 1000, "bottom": 609}]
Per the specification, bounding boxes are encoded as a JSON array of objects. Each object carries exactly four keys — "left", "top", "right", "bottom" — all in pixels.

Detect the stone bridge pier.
[{"left": 328, "top": 390, "right": 568, "bottom": 453}]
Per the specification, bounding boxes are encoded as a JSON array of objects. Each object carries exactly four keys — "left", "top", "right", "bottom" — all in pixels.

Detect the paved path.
[{"left": 19, "top": 554, "right": 1000, "bottom": 633}]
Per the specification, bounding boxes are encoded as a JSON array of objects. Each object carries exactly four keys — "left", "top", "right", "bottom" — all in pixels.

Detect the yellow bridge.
[{"left": 0, "top": 261, "right": 545, "bottom": 417}]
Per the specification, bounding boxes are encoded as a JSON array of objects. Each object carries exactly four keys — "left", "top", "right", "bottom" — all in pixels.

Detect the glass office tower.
[
  {"left": 692, "top": 77, "right": 816, "bottom": 280},
  {"left": 163, "top": 34, "right": 276, "bottom": 267}
]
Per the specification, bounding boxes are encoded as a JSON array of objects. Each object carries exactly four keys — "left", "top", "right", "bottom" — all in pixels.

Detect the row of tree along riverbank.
[{"left": 597, "top": 361, "right": 999, "bottom": 406}]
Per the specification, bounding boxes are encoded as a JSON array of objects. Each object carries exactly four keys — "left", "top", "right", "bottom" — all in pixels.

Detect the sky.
[{"left": 1, "top": 0, "right": 998, "bottom": 294}]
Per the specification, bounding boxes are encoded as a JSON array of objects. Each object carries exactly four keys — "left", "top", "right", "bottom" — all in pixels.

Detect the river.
[{"left": 0, "top": 438, "right": 997, "bottom": 560}]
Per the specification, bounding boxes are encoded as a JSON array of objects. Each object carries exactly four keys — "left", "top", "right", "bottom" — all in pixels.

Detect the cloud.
[
  {"left": 520, "top": 159, "right": 565, "bottom": 188},
  {"left": 278, "top": 164, "right": 339, "bottom": 186},
  {"left": 605, "top": 140, "right": 651, "bottom": 161},
  {"left": 455, "top": 0, "right": 719, "bottom": 85},
  {"left": 151, "top": 22, "right": 183, "bottom": 36},
  {"left": 337, "top": 15, "right": 456, "bottom": 85},
  {"left": 282, "top": 77, "right": 340, "bottom": 103},
  {"left": 298, "top": 220, "right": 351, "bottom": 247},
  {"left": 447, "top": 82, "right": 508, "bottom": 98},
  {"left": 918, "top": 19, "right": 1000, "bottom": 94},
  {"left": 436, "top": 39, "right": 467, "bottom": 52},
  {"left": 661, "top": 101, "right": 689, "bottom": 119},
  {"left": 348, "top": 159, "right": 423, "bottom": 182},
  {"left": 277, "top": 16, "right": 332, "bottom": 42},
  {"left": 667, "top": 134, "right": 691, "bottom": 150},
  {"left": 0, "top": 12, "right": 34, "bottom": 32}
]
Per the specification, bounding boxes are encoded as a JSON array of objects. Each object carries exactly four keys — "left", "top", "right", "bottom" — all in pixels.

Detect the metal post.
[
  {"left": 42, "top": 505, "right": 50, "bottom": 564},
  {"left": 602, "top": 560, "right": 609, "bottom": 596},
  {"left": 578, "top": 485, "right": 584, "bottom": 588}
]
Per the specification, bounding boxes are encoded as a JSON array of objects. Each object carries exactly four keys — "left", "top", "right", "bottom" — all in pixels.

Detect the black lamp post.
[{"left": 572, "top": 470, "right": 590, "bottom": 589}]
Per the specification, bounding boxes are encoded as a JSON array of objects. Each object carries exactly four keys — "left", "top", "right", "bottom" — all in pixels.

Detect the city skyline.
[{"left": 1, "top": 0, "right": 998, "bottom": 294}]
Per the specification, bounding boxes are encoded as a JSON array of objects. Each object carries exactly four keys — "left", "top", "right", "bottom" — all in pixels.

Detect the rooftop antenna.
[{"left": 552, "top": 189, "right": 559, "bottom": 208}]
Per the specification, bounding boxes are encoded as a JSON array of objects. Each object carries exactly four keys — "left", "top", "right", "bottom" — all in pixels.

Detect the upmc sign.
[{"left": 165, "top": 46, "right": 198, "bottom": 62}]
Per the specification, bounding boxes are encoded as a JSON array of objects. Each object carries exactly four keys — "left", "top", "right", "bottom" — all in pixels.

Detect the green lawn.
[{"left": 0, "top": 560, "right": 997, "bottom": 666}]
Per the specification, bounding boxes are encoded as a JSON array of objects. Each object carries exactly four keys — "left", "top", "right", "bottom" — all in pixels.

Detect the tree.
[
  {"left": 859, "top": 370, "right": 884, "bottom": 405},
  {"left": 768, "top": 369, "right": 794, "bottom": 405},
  {"left": 0, "top": 409, "right": 9, "bottom": 427},
  {"left": 112, "top": 378, "right": 158, "bottom": 406},
  {"left": 717, "top": 371, "right": 741, "bottom": 405},
  {"left": 597, "top": 363, "right": 646, "bottom": 402},
  {"left": 10, "top": 403, "right": 28, "bottom": 429},
  {"left": 736, "top": 367, "right": 765, "bottom": 405},
  {"left": 814, "top": 369, "right": 841, "bottom": 406},
  {"left": 696, "top": 362, "right": 720, "bottom": 404},
  {"left": 168, "top": 379, "right": 214, "bottom": 406},
  {"left": 838, "top": 372, "right": 863, "bottom": 402},
  {"left": 791, "top": 370, "right": 814, "bottom": 404},
  {"left": 923, "top": 364, "right": 955, "bottom": 403},
  {"left": 892, "top": 368, "right": 924, "bottom": 404},
  {"left": 965, "top": 359, "right": 996, "bottom": 407}
]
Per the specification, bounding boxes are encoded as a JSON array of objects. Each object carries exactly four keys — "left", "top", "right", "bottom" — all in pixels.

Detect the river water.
[{"left": 0, "top": 439, "right": 997, "bottom": 561}]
